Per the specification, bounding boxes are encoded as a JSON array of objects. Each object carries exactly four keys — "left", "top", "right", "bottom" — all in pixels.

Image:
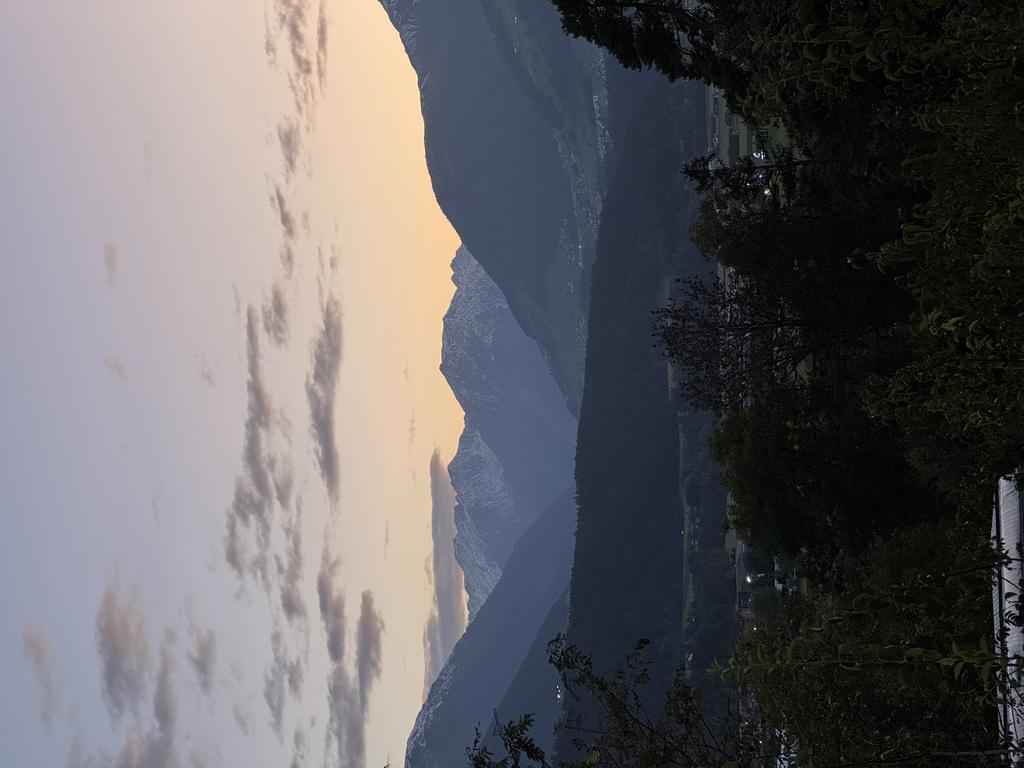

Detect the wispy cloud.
[
  {"left": 316, "top": 0, "right": 329, "bottom": 91},
  {"left": 277, "top": 120, "right": 301, "bottom": 180},
  {"left": 224, "top": 307, "right": 281, "bottom": 585},
  {"left": 68, "top": 738, "right": 101, "bottom": 768},
  {"left": 195, "top": 354, "right": 214, "bottom": 387},
  {"left": 153, "top": 632, "right": 178, "bottom": 738},
  {"left": 316, "top": 550, "right": 345, "bottom": 664},
  {"left": 273, "top": 188, "right": 297, "bottom": 243},
  {"left": 109, "top": 630, "right": 179, "bottom": 768},
  {"left": 104, "top": 355, "right": 128, "bottom": 383},
  {"left": 21, "top": 623, "right": 58, "bottom": 728},
  {"left": 272, "top": 0, "right": 314, "bottom": 117},
  {"left": 279, "top": 0, "right": 312, "bottom": 78},
  {"left": 281, "top": 243, "right": 296, "bottom": 277},
  {"left": 277, "top": 503, "right": 307, "bottom": 624},
  {"left": 275, "top": 458, "right": 296, "bottom": 511},
  {"left": 263, "top": 649, "right": 285, "bottom": 740},
  {"left": 103, "top": 243, "right": 119, "bottom": 285},
  {"left": 232, "top": 701, "right": 252, "bottom": 736},
  {"left": 150, "top": 485, "right": 164, "bottom": 525},
  {"left": 262, "top": 281, "right": 290, "bottom": 347},
  {"left": 264, "top": 626, "right": 305, "bottom": 740},
  {"left": 306, "top": 297, "right": 343, "bottom": 502},
  {"left": 422, "top": 451, "right": 467, "bottom": 694},
  {"left": 327, "top": 665, "right": 363, "bottom": 768},
  {"left": 290, "top": 728, "right": 308, "bottom": 768},
  {"left": 95, "top": 584, "right": 151, "bottom": 721},
  {"left": 264, "top": 7, "right": 278, "bottom": 66},
  {"left": 355, "top": 592, "right": 384, "bottom": 711},
  {"left": 185, "top": 615, "right": 216, "bottom": 697},
  {"left": 318, "top": 551, "right": 383, "bottom": 768},
  {"left": 73, "top": 629, "right": 179, "bottom": 768},
  {"left": 271, "top": 187, "right": 298, "bottom": 278}
]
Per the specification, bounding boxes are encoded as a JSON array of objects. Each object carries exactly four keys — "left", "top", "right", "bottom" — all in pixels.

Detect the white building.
[{"left": 993, "top": 473, "right": 1024, "bottom": 761}]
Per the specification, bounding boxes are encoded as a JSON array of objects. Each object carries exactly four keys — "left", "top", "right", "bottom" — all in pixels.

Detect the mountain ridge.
[{"left": 440, "top": 247, "right": 576, "bottom": 617}]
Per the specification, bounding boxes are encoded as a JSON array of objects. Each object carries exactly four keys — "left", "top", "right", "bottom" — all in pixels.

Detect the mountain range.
[
  {"left": 380, "top": 0, "right": 737, "bottom": 765},
  {"left": 441, "top": 246, "right": 576, "bottom": 618}
]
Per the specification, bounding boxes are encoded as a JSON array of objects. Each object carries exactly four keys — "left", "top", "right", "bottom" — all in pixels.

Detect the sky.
[{"left": 0, "top": 1, "right": 467, "bottom": 767}]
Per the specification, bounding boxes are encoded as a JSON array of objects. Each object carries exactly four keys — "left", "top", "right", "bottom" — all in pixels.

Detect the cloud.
[
  {"left": 223, "top": 307, "right": 282, "bottom": 585},
  {"left": 75, "top": 630, "right": 180, "bottom": 768},
  {"left": 316, "top": 0, "right": 328, "bottom": 91},
  {"left": 68, "top": 738, "right": 102, "bottom": 768},
  {"left": 279, "top": 0, "right": 312, "bottom": 77},
  {"left": 95, "top": 584, "right": 151, "bottom": 721},
  {"left": 422, "top": 451, "right": 468, "bottom": 694},
  {"left": 21, "top": 623, "right": 58, "bottom": 728},
  {"left": 355, "top": 592, "right": 384, "bottom": 711},
  {"left": 272, "top": 0, "right": 315, "bottom": 116},
  {"left": 277, "top": 503, "right": 307, "bottom": 623},
  {"left": 317, "top": 551, "right": 361, "bottom": 768},
  {"left": 290, "top": 728, "right": 308, "bottom": 768},
  {"left": 272, "top": 189, "right": 298, "bottom": 278},
  {"left": 421, "top": 611, "right": 442, "bottom": 702},
  {"left": 103, "top": 243, "right": 119, "bottom": 284},
  {"left": 306, "top": 297, "right": 343, "bottom": 502},
  {"left": 326, "top": 666, "right": 363, "bottom": 768},
  {"left": 232, "top": 702, "right": 252, "bottom": 736},
  {"left": 274, "top": 187, "right": 297, "bottom": 241},
  {"left": 150, "top": 485, "right": 164, "bottom": 524},
  {"left": 264, "top": 627, "right": 304, "bottom": 740},
  {"left": 109, "top": 631, "right": 178, "bottom": 768},
  {"left": 153, "top": 633, "right": 177, "bottom": 734},
  {"left": 281, "top": 244, "right": 296, "bottom": 277},
  {"left": 278, "top": 120, "right": 301, "bottom": 180},
  {"left": 264, "top": 8, "right": 278, "bottom": 65},
  {"left": 317, "top": 552, "right": 385, "bottom": 768},
  {"left": 195, "top": 354, "right": 214, "bottom": 387},
  {"left": 104, "top": 355, "right": 128, "bottom": 382},
  {"left": 240, "top": 308, "right": 274, "bottom": 501},
  {"left": 186, "top": 619, "right": 216, "bottom": 696},
  {"left": 224, "top": 515, "right": 245, "bottom": 578},
  {"left": 263, "top": 658, "right": 285, "bottom": 739},
  {"left": 316, "top": 550, "right": 345, "bottom": 664},
  {"left": 262, "top": 281, "right": 290, "bottom": 346}
]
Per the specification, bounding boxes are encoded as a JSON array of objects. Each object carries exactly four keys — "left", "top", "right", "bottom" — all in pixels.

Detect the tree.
[
  {"left": 469, "top": 560, "right": 1017, "bottom": 768},
  {"left": 654, "top": 275, "right": 824, "bottom": 414},
  {"left": 708, "top": 388, "right": 947, "bottom": 578},
  {"left": 726, "top": 518, "right": 1012, "bottom": 767},
  {"left": 550, "top": 1, "right": 720, "bottom": 82},
  {"left": 467, "top": 637, "right": 750, "bottom": 768},
  {"left": 657, "top": 150, "right": 915, "bottom": 416}
]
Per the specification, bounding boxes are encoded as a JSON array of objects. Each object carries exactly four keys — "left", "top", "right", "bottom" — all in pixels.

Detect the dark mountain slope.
[
  {"left": 407, "top": 490, "right": 576, "bottom": 768},
  {"left": 557, "top": 74, "right": 734, "bottom": 758}
]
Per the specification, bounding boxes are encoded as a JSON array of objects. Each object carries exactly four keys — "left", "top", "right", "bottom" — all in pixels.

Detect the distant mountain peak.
[{"left": 438, "top": 247, "right": 576, "bottom": 621}]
